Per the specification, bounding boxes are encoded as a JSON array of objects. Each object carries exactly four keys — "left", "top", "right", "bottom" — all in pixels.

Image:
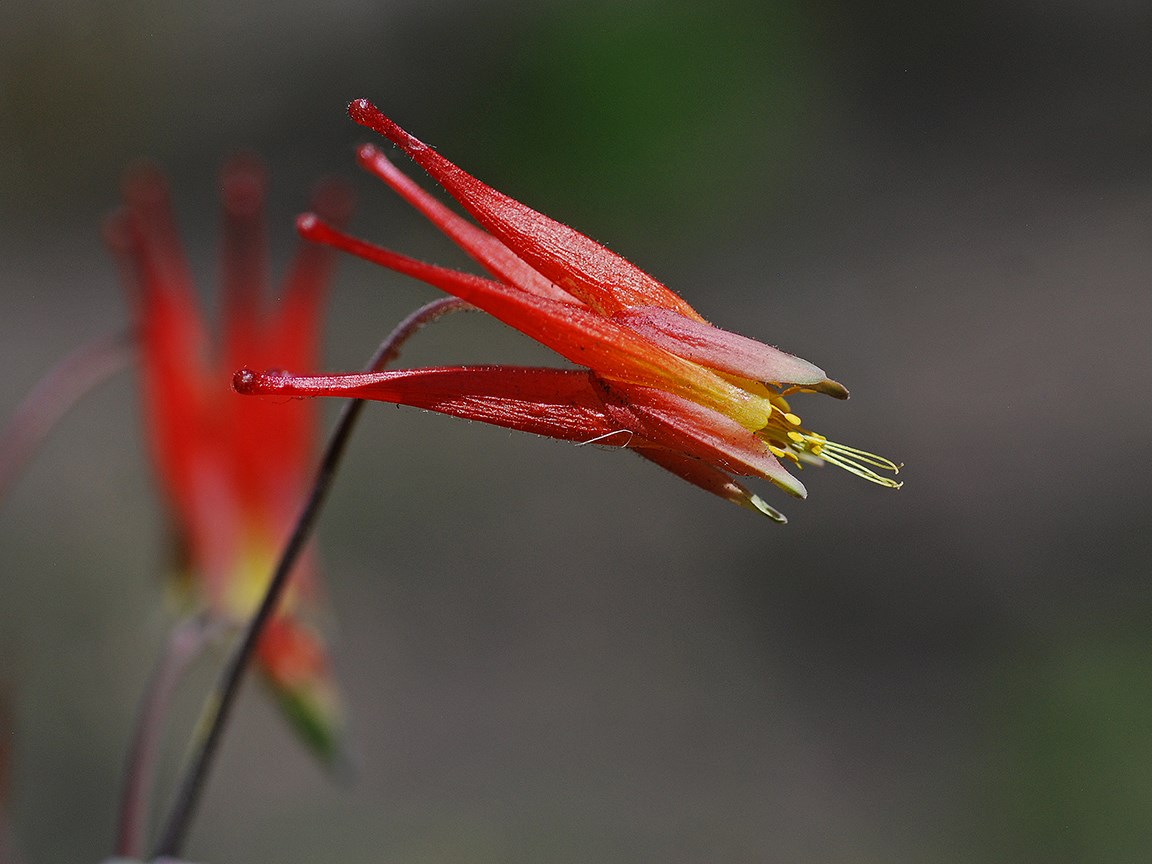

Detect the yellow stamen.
[
  {"left": 793, "top": 432, "right": 902, "bottom": 488},
  {"left": 758, "top": 409, "right": 902, "bottom": 489},
  {"left": 767, "top": 443, "right": 801, "bottom": 465}
]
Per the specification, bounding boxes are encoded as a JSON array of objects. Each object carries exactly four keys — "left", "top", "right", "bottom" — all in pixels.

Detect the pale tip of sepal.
[{"left": 742, "top": 493, "right": 788, "bottom": 523}]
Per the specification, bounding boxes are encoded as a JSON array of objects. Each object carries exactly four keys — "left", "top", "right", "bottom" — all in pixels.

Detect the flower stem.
[
  {"left": 0, "top": 681, "right": 21, "bottom": 864},
  {"left": 151, "top": 298, "right": 471, "bottom": 860},
  {"left": 115, "top": 615, "right": 217, "bottom": 859},
  {"left": 0, "top": 329, "right": 134, "bottom": 502}
]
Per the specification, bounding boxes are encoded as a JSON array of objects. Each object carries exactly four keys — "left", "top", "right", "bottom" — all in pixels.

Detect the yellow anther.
[
  {"left": 787, "top": 430, "right": 805, "bottom": 444},
  {"left": 784, "top": 412, "right": 802, "bottom": 426},
  {"left": 767, "top": 443, "right": 801, "bottom": 465}
]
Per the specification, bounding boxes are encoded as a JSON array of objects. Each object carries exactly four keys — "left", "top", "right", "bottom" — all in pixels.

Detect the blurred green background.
[{"left": 2, "top": 0, "right": 1151, "bottom": 861}]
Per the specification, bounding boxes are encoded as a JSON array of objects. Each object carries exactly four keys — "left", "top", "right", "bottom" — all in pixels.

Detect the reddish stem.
[
  {"left": 115, "top": 615, "right": 218, "bottom": 859},
  {"left": 0, "top": 330, "right": 134, "bottom": 502}
]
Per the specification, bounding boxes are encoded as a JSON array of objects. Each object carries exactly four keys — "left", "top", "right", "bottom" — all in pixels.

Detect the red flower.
[
  {"left": 106, "top": 157, "right": 349, "bottom": 760},
  {"left": 236, "top": 101, "right": 900, "bottom": 521}
]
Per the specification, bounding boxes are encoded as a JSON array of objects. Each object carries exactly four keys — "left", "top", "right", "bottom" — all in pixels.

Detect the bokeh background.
[{"left": 2, "top": 0, "right": 1151, "bottom": 861}]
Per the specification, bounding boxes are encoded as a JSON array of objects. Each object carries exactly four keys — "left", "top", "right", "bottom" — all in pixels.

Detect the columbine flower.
[
  {"left": 235, "top": 100, "right": 900, "bottom": 521},
  {"left": 106, "top": 157, "right": 350, "bottom": 760}
]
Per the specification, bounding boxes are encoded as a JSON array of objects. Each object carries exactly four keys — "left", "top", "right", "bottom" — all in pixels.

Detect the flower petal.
[
  {"left": 357, "top": 145, "right": 575, "bottom": 304},
  {"left": 106, "top": 169, "right": 212, "bottom": 531},
  {"left": 613, "top": 305, "right": 846, "bottom": 396},
  {"left": 270, "top": 178, "right": 354, "bottom": 374},
  {"left": 220, "top": 154, "right": 269, "bottom": 373},
  {"left": 234, "top": 364, "right": 805, "bottom": 502},
  {"left": 258, "top": 614, "right": 346, "bottom": 766},
  {"left": 348, "top": 98, "right": 703, "bottom": 319},
  {"left": 604, "top": 380, "right": 807, "bottom": 498},
  {"left": 260, "top": 179, "right": 354, "bottom": 494},
  {"left": 297, "top": 215, "right": 773, "bottom": 431},
  {"left": 634, "top": 447, "right": 787, "bottom": 522},
  {"left": 234, "top": 365, "right": 625, "bottom": 443}
]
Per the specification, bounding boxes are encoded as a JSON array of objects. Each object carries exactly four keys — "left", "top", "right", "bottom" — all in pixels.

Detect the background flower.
[{"left": 106, "top": 157, "right": 350, "bottom": 765}]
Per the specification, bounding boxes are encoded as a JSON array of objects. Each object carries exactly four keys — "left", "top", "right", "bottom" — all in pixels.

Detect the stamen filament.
[
  {"left": 816, "top": 448, "right": 903, "bottom": 488},
  {"left": 762, "top": 415, "right": 902, "bottom": 489},
  {"left": 818, "top": 439, "right": 903, "bottom": 473}
]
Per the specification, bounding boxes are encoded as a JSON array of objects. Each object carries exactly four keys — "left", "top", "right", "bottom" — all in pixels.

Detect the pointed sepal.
[{"left": 348, "top": 99, "right": 703, "bottom": 318}]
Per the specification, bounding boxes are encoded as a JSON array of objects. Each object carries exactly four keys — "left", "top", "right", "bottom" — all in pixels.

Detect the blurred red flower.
[{"left": 107, "top": 158, "right": 349, "bottom": 761}]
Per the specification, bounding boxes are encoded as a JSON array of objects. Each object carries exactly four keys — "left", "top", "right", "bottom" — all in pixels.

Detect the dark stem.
[
  {"left": 0, "top": 329, "right": 134, "bottom": 502},
  {"left": 0, "top": 681, "right": 20, "bottom": 864},
  {"left": 115, "top": 615, "right": 217, "bottom": 858},
  {"left": 152, "top": 298, "right": 470, "bottom": 859}
]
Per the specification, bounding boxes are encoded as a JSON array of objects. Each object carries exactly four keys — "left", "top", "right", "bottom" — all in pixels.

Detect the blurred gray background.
[{"left": 2, "top": 0, "right": 1151, "bottom": 861}]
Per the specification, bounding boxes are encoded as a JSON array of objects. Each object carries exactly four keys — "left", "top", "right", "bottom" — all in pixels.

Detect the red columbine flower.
[
  {"left": 236, "top": 100, "right": 900, "bottom": 521},
  {"left": 106, "top": 157, "right": 350, "bottom": 760}
]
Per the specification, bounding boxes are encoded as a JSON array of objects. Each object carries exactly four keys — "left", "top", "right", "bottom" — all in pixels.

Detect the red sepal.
[{"left": 348, "top": 99, "right": 704, "bottom": 319}]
